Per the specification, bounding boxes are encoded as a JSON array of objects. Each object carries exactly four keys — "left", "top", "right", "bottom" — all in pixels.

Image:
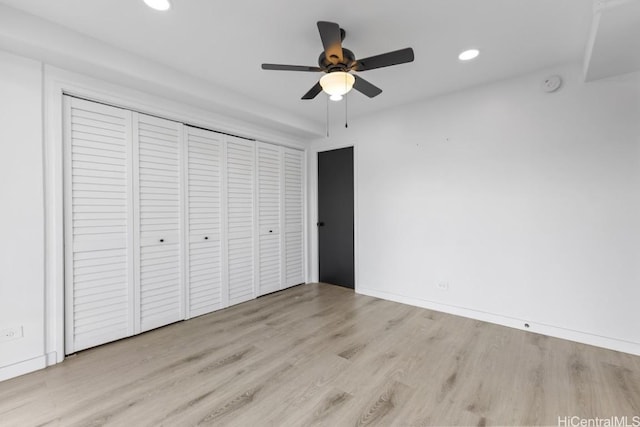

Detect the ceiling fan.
[{"left": 262, "top": 21, "right": 415, "bottom": 101}]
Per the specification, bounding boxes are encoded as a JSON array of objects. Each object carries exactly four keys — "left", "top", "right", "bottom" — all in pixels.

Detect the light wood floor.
[{"left": 1, "top": 283, "right": 639, "bottom": 426}]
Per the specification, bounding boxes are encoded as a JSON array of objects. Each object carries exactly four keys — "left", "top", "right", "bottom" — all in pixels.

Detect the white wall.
[
  {"left": 0, "top": 51, "right": 46, "bottom": 380},
  {"left": 312, "top": 64, "right": 640, "bottom": 354}
]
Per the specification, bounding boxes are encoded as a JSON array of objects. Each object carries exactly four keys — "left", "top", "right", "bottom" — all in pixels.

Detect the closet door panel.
[
  {"left": 226, "top": 137, "right": 255, "bottom": 305},
  {"left": 186, "top": 127, "right": 223, "bottom": 317},
  {"left": 136, "top": 114, "right": 183, "bottom": 332},
  {"left": 283, "top": 148, "right": 305, "bottom": 288},
  {"left": 65, "top": 97, "right": 134, "bottom": 354},
  {"left": 257, "top": 142, "right": 282, "bottom": 296}
]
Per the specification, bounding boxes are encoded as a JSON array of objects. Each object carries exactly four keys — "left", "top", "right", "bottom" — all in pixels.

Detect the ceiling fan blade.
[
  {"left": 352, "top": 75, "right": 382, "bottom": 98},
  {"left": 302, "top": 82, "right": 323, "bottom": 100},
  {"left": 353, "top": 47, "right": 415, "bottom": 72},
  {"left": 317, "top": 21, "right": 344, "bottom": 65},
  {"left": 262, "top": 64, "right": 323, "bottom": 72}
]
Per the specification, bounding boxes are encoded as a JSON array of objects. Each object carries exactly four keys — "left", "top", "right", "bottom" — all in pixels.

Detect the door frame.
[
  {"left": 43, "top": 66, "right": 309, "bottom": 368},
  {"left": 307, "top": 139, "right": 359, "bottom": 290}
]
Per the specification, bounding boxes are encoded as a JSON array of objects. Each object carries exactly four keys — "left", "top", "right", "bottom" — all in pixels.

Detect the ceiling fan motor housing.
[{"left": 318, "top": 48, "right": 356, "bottom": 72}]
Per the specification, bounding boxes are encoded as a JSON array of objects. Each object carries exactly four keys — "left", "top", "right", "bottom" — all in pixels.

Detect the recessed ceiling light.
[
  {"left": 458, "top": 49, "right": 480, "bottom": 61},
  {"left": 143, "top": 0, "right": 171, "bottom": 11}
]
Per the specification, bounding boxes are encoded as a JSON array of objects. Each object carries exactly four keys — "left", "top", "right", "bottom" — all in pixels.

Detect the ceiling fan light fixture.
[
  {"left": 458, "top": 49, "right": 480, "bottom": 61},
  {"left": 143, "top": 0, "right": 171, "bottom": 11},
  {"left": 320, "top": 72, "right": 355, "bottom": 97}
]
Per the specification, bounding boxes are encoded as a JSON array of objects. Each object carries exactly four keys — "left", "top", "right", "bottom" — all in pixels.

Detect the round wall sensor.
[{"left": 542, "top": 75, "right": 562, "bottom": 93}]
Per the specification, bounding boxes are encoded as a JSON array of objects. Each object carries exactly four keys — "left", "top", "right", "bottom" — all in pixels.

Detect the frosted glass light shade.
[{"left": 320, "top": 72, "right": 355, "bottom": 97}]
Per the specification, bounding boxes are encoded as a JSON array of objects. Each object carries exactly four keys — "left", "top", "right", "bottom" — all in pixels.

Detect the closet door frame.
[{"left": 46, "top": 70, "right": 308, "bottom": 366}]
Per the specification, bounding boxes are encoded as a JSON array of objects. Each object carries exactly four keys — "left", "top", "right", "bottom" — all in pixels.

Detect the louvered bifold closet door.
[
  {"left": 256, "top": 142, "right": 282, "bottom": 296},
  {"left": 135, "top": 114, "right": 184, "bottom": 332},
  {"left": 226, "top": 137, "right": 255, "bottom": 305},
  {"left": 185, "top": 126, "right": 224, "bottom": 317},
  {"left": 64, "top": 97, "right": 134, "bottom": 354},
  {"left": 283, "top": 148, "right": 305, "bottom": 288}
]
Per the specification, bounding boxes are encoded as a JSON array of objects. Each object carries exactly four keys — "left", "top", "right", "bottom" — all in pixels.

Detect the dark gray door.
[{"left": 317, "top": 147, "right": 354, "bottom": 289}]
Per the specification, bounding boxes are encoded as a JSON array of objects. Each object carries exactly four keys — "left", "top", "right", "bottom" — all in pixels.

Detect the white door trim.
[
  {"left": 44, "top": 66, "right": 308, "bottom": 366},
  {"left": 307, "top": 139, "right": 359, "bottom": 290}
]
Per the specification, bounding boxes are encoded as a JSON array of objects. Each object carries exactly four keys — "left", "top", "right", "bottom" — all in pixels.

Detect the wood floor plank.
[{"left": 0, "top": 283, "right": 638, "bottom": 426}]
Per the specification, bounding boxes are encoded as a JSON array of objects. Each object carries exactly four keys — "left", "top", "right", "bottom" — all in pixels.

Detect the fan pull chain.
[
  {"left": 326, "top": 94, "right": 330, "bottom": 138},
  {"left": 345, "top": 91, "right": 349, "bottom": 128},
  {"left": 344, "top": 73, "right": 349, "bottom": 128}
]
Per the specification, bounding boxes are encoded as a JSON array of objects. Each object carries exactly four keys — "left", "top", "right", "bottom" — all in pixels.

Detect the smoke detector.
[{"left": 541, "top": 75, "right": 562, "bottom": 93}]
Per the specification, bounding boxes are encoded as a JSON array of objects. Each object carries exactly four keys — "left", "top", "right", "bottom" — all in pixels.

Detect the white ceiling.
[{"left": 0, "top": 0, "right": 597, "bottom": 129}]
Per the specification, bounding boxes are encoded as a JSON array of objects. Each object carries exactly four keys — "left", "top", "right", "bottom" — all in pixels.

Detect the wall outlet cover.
[{"left": 0, "top": 326, "right": 23, "bottom": 343}]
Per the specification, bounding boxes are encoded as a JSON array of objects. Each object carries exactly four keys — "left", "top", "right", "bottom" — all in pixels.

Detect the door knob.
[{"left": 317, "top": 222, "right": 325, "bottom": 227}]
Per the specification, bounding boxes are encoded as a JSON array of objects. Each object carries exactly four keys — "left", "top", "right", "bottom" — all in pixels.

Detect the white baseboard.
[
  {"left": 357, "top": 287, "right": 640, "bottom": 356},
  {"left": 46, "top": 351, "right": 60, "bottom": 365},
  {"left": 0, "top": 355, "right": 47, "bottom": 382}
]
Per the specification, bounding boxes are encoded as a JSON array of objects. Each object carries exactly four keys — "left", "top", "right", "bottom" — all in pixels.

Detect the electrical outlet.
[
  {"left": 0, "top": 326, "right": 23, "bottom": 343},
  {"left": 437, "top": 282, "right": 450, "bottom": 291}
]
